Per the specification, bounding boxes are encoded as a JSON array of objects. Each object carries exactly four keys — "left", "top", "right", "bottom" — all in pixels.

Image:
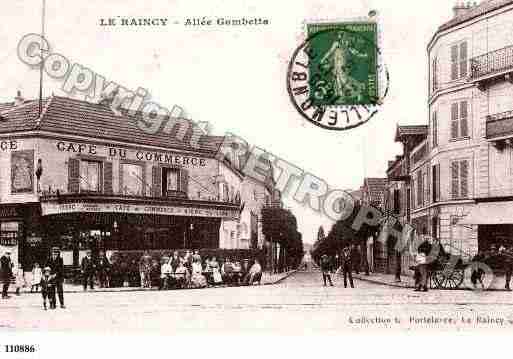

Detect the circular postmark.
[{"left": 287, "top": 24, "right": 389, "bottom": 131}]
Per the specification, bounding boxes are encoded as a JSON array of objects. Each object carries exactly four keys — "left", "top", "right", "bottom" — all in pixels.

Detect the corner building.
[
  {"left": 423, "top": 0, "right": 513, "bottom": 258},
  {"left": 0, "top": 95, "right": 275, "bottom": 269}
]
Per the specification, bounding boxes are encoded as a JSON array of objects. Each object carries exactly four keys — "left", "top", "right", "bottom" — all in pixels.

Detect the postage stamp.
[
  {"left": 286, "top": 15, "right": 389, "bottom": 131},
  {"left": 306, "top": 22, "right": 379, "bottom": 106}
]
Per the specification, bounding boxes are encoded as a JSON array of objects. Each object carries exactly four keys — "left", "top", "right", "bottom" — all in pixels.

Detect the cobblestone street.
[{"left": 3, "top": 270, "right": 513, "bottom": 332}]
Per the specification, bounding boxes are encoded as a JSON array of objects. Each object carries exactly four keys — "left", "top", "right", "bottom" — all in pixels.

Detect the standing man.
[
  {"left": 81, "top": 250, "right": 96, "bottom": 291},
  {"left": 320, "top": 254, "right": 333, "bottom": 287},
  {"left": 1, "top": 250, "right": 13, "bottom": 299},
  {"left": 501, "top": 246, "right": 512, "bottom": 291},
  {"left": 46, "top": 247, "right": 66, "bottom": 308},
  {"left": 341, "top": 246, "right": 354, "bottom": 288}
]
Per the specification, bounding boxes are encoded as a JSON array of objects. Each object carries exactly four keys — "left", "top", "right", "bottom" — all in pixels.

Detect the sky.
[{"left": 0, "top": 0, "right": 455, "bottom": 244}]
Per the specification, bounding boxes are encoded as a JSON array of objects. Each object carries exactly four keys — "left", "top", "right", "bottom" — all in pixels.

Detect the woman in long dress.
[
  {"left": 31, "top": 262, "right": 42, "bottom": 292},
  {"left": 210, "top": 257, "right": 223, "bottom": 285},
  {"left": 190, "top": 258, "right": 207, "bottom": 288}
]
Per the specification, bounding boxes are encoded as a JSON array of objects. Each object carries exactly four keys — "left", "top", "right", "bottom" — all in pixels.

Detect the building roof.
[
  {"left": 0, "top": 95, "right": 223, "bottom": 154},
  {"left": 438, "top": 0, "right": 513, "bottom": 32},
  {"left": 362, "top": 177, "right": 387, "bottom": 205},
  {"left": 394, "top": 125, "right": 428, "bottom": 142}
]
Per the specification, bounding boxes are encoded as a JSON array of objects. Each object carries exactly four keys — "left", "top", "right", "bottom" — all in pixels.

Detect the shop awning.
[{"left": 458, "top": 201, "right": 513, "bottom": 225}]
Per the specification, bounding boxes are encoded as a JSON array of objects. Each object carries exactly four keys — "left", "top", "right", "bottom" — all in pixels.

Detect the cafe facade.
[{"left": 0, "top": 95, "right": 274, "bottom": 269}]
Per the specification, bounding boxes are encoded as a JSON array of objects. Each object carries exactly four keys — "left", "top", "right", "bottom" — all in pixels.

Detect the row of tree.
[
  {"left": 261, "top": 207, "right": 303, "bottom": 272},
  {"left": 311, "top": 202, "right": 393, "bottom": 264}
]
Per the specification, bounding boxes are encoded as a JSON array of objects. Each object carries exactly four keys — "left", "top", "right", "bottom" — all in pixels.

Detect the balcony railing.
[
  {"left": 39, "top": 188, "right": 242, "bottom": 205},
  {"left": 470, "top": 45, "right": 513, "bottom": 79},
  {"left": 486, "top": 110, "right": 513, "bottom": 139}
]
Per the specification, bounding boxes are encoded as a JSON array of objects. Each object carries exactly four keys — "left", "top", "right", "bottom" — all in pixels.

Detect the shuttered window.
[
  {"left": 450, "top": 41, "right": 468, "bottom": 80},
  {"left": 451, "top": 45, "right": 459, "bottom": 80},
  {"left": 151, "top": 166, "right": 161, "bottom": 197},
  {"left": 459, "top": 42, "right": 468, "bottom": 78},
  {"left": 432, "top": 57, "right": 438, "bottom": 91},
  {"left": 432, "top": 110, "right": 438, "bottom": 148},
  {"left": 179, "top": 169, "right": 189, "bottom": 194},
  {"left": 68, "top": 158, "right": 80, "bottom": 193},
  {"left": 104, "top": 162, "right": 113, "bottom": 194},
  {"left": 417, "top": 171, "right": 423, "bottom": 206},
  {"left": 451, "top": 160, "right": 469, "bottom": 199},
  {"left": 432, "top": 164, "right": 440, "bottom": 202},
  {"left": 450, "top": 100, "right": 469, "bottom": 139}
]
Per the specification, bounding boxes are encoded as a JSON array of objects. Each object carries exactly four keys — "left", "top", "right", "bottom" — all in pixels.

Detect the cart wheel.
[
  {"left": 433, "top": 269, "right": 464, "bottom": 289},
  {"left": 431, "top": 271, "right": 443, "bottom": 289}
]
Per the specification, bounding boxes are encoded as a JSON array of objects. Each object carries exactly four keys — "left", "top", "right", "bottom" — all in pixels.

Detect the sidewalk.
[
  {"left": 353, "top": 271, "right": 513, "bottom": 291},
  {"left": 7, "top": 270, "right": 296, "bottom": 294}
]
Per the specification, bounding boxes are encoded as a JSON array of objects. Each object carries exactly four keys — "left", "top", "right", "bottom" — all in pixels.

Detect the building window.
[
  {"left": 417, "top": 170, "right": 423, "bottom": 206},
  {"left": 450, "top": 100, "right": 469, "bottom": 139},
  {"left": 121, "top": 163, "right": 143, "bottom": 196},
  {"left": 432, "top": 110, "right": 438, "bottom": 148},
  {"left": 393, "top": 189, "right": 400, "bottom": 214},
  {"left": 432, "top": 57, "right": 438, "bottom": 91},
  {"left": 80, "top": 160, "right": 101, "bottom": 192},
  {"left": 451, "top": 41, "right": 468, "bottom": 80},
  {"left": 162, "top": 167, "right": 179, "bottom": 195},
  {"left": 432, "top": 164, "right": 440, "bottom": 202},
  {"left": 451, "top": 160, "right": 469, "bottom": 199}
]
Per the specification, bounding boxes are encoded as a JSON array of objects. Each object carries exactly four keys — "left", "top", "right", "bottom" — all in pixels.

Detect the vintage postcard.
[{"left": 1, "top": 0, "right": 513, "bottom": 357}]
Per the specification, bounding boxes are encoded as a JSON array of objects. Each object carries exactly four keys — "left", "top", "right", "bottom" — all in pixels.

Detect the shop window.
[
  {"left": 0, "top": 221, "right": 19, "bottom": 246},
  {"left": 121, "top": 163, "right": 143, "bottom": 196},
  {"left": 80, "top": 160, "right": 101, "bottom": 192}
]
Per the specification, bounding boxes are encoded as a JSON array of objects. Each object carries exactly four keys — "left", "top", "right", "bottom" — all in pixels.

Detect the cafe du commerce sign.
[
  {"left": 55, "top": 141, "right": 209, "bottom": 167},
  {"left": 41, "top": 202, "right": 240, "bottom": 220}
]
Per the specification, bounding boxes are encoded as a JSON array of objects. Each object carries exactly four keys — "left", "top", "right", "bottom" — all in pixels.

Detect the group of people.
[
  {"left": 0, "top": 247, "right": 65, "bottom": 310},
  {"left": 150, "top": 250, "right": 263, "bottom": 290},
  {"left": 319, "top": 245, "right": 357, "bottom": 288}
]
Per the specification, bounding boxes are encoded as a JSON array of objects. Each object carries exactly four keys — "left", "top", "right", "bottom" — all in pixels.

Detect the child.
[
  {"left": 14, "top": 264, "right": 25, "bottom": 295},
  {"left": 40, "top": 267, "right": 56, "bottom": 310},
  {"left": 31, "top": 263, "right": 42, "bottom": 293}
]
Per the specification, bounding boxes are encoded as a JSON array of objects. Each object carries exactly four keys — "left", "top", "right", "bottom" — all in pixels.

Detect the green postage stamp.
[{"left": 306, "top": 22, "right": 379, "bottom": 106}]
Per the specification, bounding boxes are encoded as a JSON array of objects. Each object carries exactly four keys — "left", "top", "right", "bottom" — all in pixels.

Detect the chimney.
[
  {"left": 452, "top": 1, "right": 478, "bottom": 18},
  {"left": 14, "top": 90, "right": 24, "bottom": 106}
]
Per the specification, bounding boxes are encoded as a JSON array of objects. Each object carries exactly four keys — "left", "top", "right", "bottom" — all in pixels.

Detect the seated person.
[
  {"left": 160, "top": 260, "right": 173, "bottom": 290},
  {"left": 232, "top": 261, "right": 242, "bottom": 285},
  {"left": 247, "top": 259, "right": 262, "bottom": 285},
  {"left": 221, "top": 258, "right": 235, "bottom": 285},
  {"left": 174, "top": 262, "right": 189, "bottom": 289}
]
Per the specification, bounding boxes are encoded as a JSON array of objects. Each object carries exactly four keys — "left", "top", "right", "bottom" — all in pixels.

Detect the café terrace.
[{"left": 0, "top": 93, "right": 276, "bottom": 269}]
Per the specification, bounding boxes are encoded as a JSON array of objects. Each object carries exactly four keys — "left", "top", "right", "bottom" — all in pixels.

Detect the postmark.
[{"left": 287, "top": 16, "right": 389, "bottom": 131}]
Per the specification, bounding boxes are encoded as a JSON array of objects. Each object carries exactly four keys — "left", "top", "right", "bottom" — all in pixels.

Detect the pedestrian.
[
  {"left": 0, "top": 250, "right": 13, "bottom": 299},
  {"left": 351, "top": 244, "right": 360, "bottom": 274},
  {"left": 320, "top": 254, "right": 333, "bottom": 287},
  {"left": 14, "top": 263, "right": 25, "bottom": 295},
  {"left": 500, "top": 246, "right": 512, "bottom": 291},
  {"left": 31, "top": 262, "right": 42, "bottom": 292},
  {"left": 340, "top": 247, "right": 354, "bottom": 288},
  {"left": 414, "top": 251, "right": 428, "bottom": 292},
  {"left": 45, "top": 247, "right": 66, "bottom": 308},
  {"left": 470, "top": 250, "right": 486, "bottom": 290},
  {"left": 97, "top": 252, "right": 111, "bottom": 288},
  {"left": 81, "top": 250, "right": 96, "bottom": 291},
  {"left": 40, "top": 266, "right": 56, "bottom": 310},
  {"left": 139, "top": 252, "right": 152, "bottom": 288}
]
